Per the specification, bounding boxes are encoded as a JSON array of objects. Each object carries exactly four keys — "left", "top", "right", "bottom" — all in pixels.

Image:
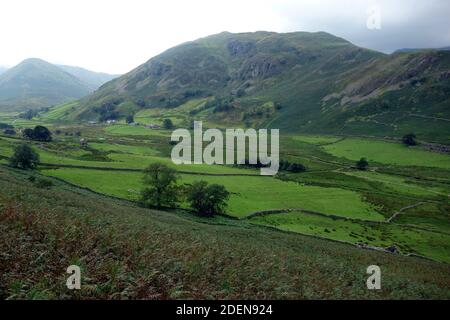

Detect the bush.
[
  {"left": 9, "top": 144, "right": 40, "bottom": 170},
  {"left": 163, "top": 118, "right": 174, "bottom": 130},
  {"left": 3, "top": 129, "right": 16, "bottom": 135},
  {"left": 356, "top": 157, "right": 369, "bottom": 171},
  {"left": 140, "top": 163, "right": 179, "bottom": 208},
  {"left": 187, "top": 181, "right": 230, "bottom": 217},
  {"left": 402, "top": 133, "right": 418, "bottom": 146},
  {"left": 126, "top": 115, "right": 134, "bottom": 124},
  {"left": 34, "top": 178, "right": 54, "bottom": 189}
]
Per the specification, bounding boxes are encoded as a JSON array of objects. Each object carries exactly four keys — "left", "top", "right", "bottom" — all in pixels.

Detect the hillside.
[
  {"left": 0, "top": 58, "right": 91, "bottom": 111},
  {"left": 58, "top": 65, "right": 119, "bottom": 91},
  {"left": 0, "top": 67, "right": 7, "bottom": 75},
  {"left": 67, "top": 31, "right": 450, "bottom": 143},
  {"left": 1, "top": 166, "right": 449, "bottom": 299}
]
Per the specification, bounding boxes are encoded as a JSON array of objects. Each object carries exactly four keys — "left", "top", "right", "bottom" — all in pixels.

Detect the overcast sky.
[{"left": 0, "top": 0, "right": 449, "bottom": 74}]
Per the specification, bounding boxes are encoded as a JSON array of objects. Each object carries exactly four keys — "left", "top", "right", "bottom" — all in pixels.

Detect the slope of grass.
[
  {"left": 250, "top": 211, "right": 450, "bottom": 263},
  {"left": 1, "top": 166, "right": 449, "bottom": 299},
  {"left": 41, "top": 167, "right": 384, "bottom": 221},
  {"left": 323, "top": 138, "right": 450, "bottom": 169}
]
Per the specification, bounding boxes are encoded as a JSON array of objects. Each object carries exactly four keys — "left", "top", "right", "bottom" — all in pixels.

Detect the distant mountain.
[
  {"left": 0, "top": 66, "right": 8, "bottom": 75},
  {"left": 394, "top": 46, "right": 450, "bottom": 53},
  {"left": 0, "top": 58, "right": 96, "bottom": 111},
  {"left": 58, "top": 65, "right": 119, "bottom": 91},
  {"left": 66, "top": 31, "right": 450, "bottom": 142}
]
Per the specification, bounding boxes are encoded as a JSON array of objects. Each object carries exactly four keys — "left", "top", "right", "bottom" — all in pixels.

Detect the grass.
[
  {"left": 291, "top": 135, "right": 341, "bottom": 145},
  {"left": 104, "top": 124, "right": 168, "bottom": 137},
  {"left": 250, "top": 211, "right": 450, "bottom": 263},
  {"left": 1, "top": 166, "right": 450, "bottom": 299},
  {"left": 322, "top": 138, "right": 450, "bottom": 169},
  {"left": 41, "top": 167, "right": 384, "bottom": 221},
  {"left": 344, "top": 171, "right": 450, "bottom": 198}
]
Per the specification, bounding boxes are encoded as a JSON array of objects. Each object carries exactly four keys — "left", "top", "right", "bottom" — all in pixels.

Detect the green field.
[
  {"left": 292, "top": 135, "right": 342, "bottom": 145},
  {"left": 42, "top": 167, "right": 384, "bottom": 220},
  {"left": 323, "top": 138, "right": 450, "bottom": 169},
  {"left": 250, "top": 211, "right": 450, "bottom": 263},
  {"left": 2, "top": 167, "right": 449, "bottom": 299},
  {"left": 104, "top": 124, "right": 168, "bottom": 137}
]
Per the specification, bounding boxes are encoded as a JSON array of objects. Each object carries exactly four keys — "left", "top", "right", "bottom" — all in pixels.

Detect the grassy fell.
[{"left": 1, "top": 166, "right": 450, "bottom": 299}]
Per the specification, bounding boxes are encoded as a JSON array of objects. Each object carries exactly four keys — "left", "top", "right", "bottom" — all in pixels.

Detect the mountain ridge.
[
  {"left": 0, "top": 58, "right": 118, "bottom": 111},
  {"left": 53, "top": 31, "right": 450, "bottom": 142}
]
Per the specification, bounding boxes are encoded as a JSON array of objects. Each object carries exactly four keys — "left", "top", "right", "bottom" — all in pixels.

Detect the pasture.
[{"left": 322, "top": 138, "right": 450, "bottom": 169}]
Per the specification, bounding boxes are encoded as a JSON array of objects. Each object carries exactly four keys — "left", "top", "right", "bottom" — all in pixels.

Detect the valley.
[{"left": 0, "top": 108, "right": 449, "bottom": 266}]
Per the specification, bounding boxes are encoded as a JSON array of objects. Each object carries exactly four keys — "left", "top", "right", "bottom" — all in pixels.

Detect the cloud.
[{"left": 0, "top": 0, "right": 448, "bottom": 73}]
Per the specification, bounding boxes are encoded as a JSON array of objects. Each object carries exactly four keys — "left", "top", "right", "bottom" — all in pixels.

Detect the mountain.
[
  {"left": 0, "top": 66, "right": 7, "bottom": 75},
  {"left": 69, "top": 31, "right": 450, "bottom": 142},
  {"left": 58, "top": 65, "right": 119, "bottom": 90},
  {"left": 0, "top": 58, "right": 92, "bottom": 111},
  {"left": 394, "top": 46, "right": 450, "bottom": 54}
]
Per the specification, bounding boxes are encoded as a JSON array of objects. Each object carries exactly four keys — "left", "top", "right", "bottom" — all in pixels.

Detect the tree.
[
  {"left": 163, "top": 118, "right": 174, "bottom": 130},
  {"left": 140, "top": 163, "right": 179, "bottom": 208},
  {"left": 187, "top": 181, "right": 230, "bottom": 217},
  {"left": 33, "top": 126, "right": 52, "bottom": 141},
  {"left": 22, "top": 128, "right": 35, "bottom": 139},
  {"left": 356, "top": 157, "right": 369, "bottom": 171},
  {"left": 402, "top": 133, "right": 418, "bottom": 146},
  {"left": 22, "top": 126, "right": 52, "bottom": 142},
  {"left": 126, "top": 115, "right": 134, "bottom": 124},
  {"left": 9, "top": 144, "right": 40, "bottom": 170}
]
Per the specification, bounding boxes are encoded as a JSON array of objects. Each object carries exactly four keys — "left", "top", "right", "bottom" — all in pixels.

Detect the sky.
[{"left": 0, "top": 0, "right": 449, "bottom": 74}]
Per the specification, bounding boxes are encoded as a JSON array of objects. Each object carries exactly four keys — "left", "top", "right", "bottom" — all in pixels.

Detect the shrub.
[
  {"left": 163, "top": 118, "right": 174, "bottom": 130},
  {"left": 356, "top": 157, "right": 369, "bottom": 171},
  {"left": 34, "top": 178, "right": 54, "bottom": 189},
  {"left": 402, "top": 133, "right": 418, "bottom": 146},
  {"left": 126, "top": 115, "right": 134, "bottom": 124}
]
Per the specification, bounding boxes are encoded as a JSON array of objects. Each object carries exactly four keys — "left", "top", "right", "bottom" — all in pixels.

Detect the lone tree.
[
  {"left": 9, "top": 144, "right": 40, "bottom": 170},
  {"left": 356, "top": 157, "right": 369, "bottom": 171},
  {"left": 402, "top": 133, "right": 418, "bottom": 146},
  {"left": 187, "top": 181, "right": 230, "bottom": 217},
  {"left": 163, "top": 118, "right": 174, "bottom": 130},
  {"left": 126, "top": 115, "right": 134, "bottom": 124},
  {"left": 140, "top": 162, "right": 179, "bottom": 208}
]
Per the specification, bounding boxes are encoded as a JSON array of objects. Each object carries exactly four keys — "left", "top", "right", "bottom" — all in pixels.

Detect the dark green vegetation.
[
  {"left": 187, "top": 181, "right": 230, "bottom": 217},
  {"left": 140, "top": 163, "right": 179, "bottom": 208},
  {"left": 22, "top": 125, "right": 52, "bottom": 142},
  {"left": 9, "top": 144, "right": 40, "bottom": 170},
  {"left": 67, "top": 31, "right": 450, "bottom": 142},
  {"left": 0, "top": 58, "right": 117, "bottom": 111},
  {"left": 1, "top": 167, "right": 449, "bottom": 299}
]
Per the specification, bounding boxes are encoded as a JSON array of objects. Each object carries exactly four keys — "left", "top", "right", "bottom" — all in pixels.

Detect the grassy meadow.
[{"left": 0, "top": 108, "right": 450, "bottom": 298}]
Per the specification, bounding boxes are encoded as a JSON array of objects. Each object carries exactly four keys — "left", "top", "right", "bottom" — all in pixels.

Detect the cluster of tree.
[
  {"left": 9, "top": 144, "right": 40, "bottom": 170},
  {"left": 402, "top": 133, "right": 418, "bottom": 146},
  {"left": 22, "top": 126, "right": 52, "bottom": 142},
  {"left": 19, "top": 109, "right": 40, "bottom": 120},
  {"left": 279, "top": 160, "right": 306, "bottom": 173},
  {"left": 140, "top": 163, "right": 230, "bottom": 217},
  {"left": 94, "top": 99, "right": 123, "bottom": 122},
  {"left": 0, "top": 123, "right": 15, "bottom": 135}
]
